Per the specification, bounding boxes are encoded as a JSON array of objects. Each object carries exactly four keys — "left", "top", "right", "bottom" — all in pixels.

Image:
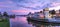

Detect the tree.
[
  {"left": 49, "top": 10, "right": 55, "bottom": 15},
  {"left": 3, "top": 12, "right": 8, "bottom": 17},
  {"left": 49, "top": 10, "right": 56, "bottom": 18}
]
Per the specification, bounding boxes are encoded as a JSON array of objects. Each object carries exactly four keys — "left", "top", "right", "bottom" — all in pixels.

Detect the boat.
[
  {"left": 27, "top": 8, "right": 60, "bottom": 24},
  {"left": 27, "top": 12, "right": 45, "bottom": 22},
  {"left": 27, "top": 15, "right": 60, "bottom": 24}
]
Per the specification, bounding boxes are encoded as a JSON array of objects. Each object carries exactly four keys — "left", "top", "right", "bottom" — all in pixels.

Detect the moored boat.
[{"left": 27, "top": 8, "right": 60, "bottom": 24}]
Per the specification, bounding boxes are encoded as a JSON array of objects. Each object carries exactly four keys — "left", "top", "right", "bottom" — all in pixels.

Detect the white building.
[{"left": 43, "top": 8, "right": 51, "bottom": 19}]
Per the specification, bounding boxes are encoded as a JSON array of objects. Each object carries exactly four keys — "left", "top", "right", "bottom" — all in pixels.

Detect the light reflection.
[
  {"left": 10, "top": 16, "right": 60, "bottom": 27},
  {"left": 27, "top": 18, "right": 60, "bottom": 27}
]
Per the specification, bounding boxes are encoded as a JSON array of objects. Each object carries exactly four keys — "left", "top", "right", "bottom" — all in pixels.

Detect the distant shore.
[{"left": 16, "top": 15, "right": 27, "bottom": 16}]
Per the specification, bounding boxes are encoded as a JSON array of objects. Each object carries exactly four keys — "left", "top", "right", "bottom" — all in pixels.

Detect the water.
[{"left": 10, "top": 16, "right": 60, "bottom": 27}]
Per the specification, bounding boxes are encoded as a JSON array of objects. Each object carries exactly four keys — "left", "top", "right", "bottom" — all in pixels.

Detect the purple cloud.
[{"left": 0, "top": 0, "right": 60, "bottom": 15}]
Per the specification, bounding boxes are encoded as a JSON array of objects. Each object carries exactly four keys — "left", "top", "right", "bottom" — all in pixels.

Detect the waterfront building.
[
  {"left": 55, "top": 10, "right": 60, "bottom": 18},
  {"left": 49, "top": 10, "right": 56, "bottom": 18},
  {"left": 43, "top": 8, "right": 50, "bottom": 19},
  {"left": 59, "top": 10, "right": 60, "bottom": 16},
  {"left": 27, "top": 12, "right": 32, "bottom": 18},
  {"left": 39, "top": 11, "right": 44, "bottom": 19},
  {"left": 56, "top": 10, "right": 59, "bottom": 14},
  {"left": 33, "top": 12, "right": 39, "bottom": 18},
  {"left": 59, "top": 9, "right": 60, "bottom": 14},
  {"left": 49, "top": 13, "right": 52, "bottom": 18}
]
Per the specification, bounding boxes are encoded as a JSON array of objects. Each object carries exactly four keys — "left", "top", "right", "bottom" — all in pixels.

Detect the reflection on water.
[
  {"left": 10, "top": 16, "right": 33, "bottom": 27},
  {"left": 27, "top": 18, "right": 60, "bottom": 27},
  {"left": 10, "top": 16, "right": 60, "bottom": 27}
]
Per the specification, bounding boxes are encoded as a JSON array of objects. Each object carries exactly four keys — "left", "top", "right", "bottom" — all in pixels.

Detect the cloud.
[
  {"left": 11, "top": 9, "right": 34, "bottom": 15},
  {"left": 0, "top": 1, "right": 19, "bottom": 11},
  {"left": 50, "top": 0, "right": 60, "bottom": 2},
  {"left": 50, "top": 2, "right": 60, "bottom": 7},
  {"left": 15, "top": 0, "right": 60, "bottom": 10},
  {"left": 11, "top": 7, "right": 42, "bottom": 15},
  {"left": 0, "top": 0, "right": 60, "bottom": 10},
  {"left": 15, "top": 0, "right": 51, "bottom": 10},
  {"left": 0, "top": 0, "right": 60, "bottom": 15}
]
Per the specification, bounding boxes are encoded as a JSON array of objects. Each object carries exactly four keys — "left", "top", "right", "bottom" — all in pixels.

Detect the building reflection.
[{"left": 27, "top": 19, "right": 60, "bottom": 27}]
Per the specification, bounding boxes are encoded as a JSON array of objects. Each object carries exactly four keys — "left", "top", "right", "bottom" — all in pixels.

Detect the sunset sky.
[{"left": 0, "top": 0, "right": 60, "bottom": 15}]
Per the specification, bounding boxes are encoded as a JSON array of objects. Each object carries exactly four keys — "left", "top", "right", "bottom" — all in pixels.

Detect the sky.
[{"left": 0, "top": 0, "right": 60, "bottom": 15}]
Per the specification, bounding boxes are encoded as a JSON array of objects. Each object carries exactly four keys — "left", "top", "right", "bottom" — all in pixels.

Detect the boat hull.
[{"left": 27, "top": 17, "right": 60, "bottom": 24}]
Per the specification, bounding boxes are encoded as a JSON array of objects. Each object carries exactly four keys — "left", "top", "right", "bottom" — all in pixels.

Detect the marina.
[
  {"left": 10, "top": 16, "right": 60, "bottom": 27},
  {"left": 27, "top": 8, "right": 60, "bottom": 24},
  {"left": 0, "top": 0, "right": 60, "bottom": 27}
]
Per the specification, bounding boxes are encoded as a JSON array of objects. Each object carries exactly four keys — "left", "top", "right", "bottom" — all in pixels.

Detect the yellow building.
[{"left": 49, "top": 13, "right": 53, "bottom": 18}]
